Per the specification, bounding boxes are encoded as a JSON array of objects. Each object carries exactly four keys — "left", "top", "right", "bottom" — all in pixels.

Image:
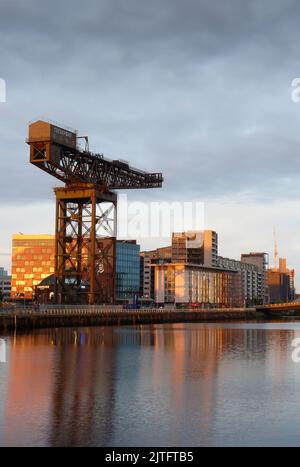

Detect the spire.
[{"left": 273, "top": 228, "right": 279, "bottom": 270}]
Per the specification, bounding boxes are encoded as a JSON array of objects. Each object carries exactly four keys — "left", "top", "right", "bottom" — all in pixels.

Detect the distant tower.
[{"left": 273, "top": 228, "right": 279, "bottom": 270}]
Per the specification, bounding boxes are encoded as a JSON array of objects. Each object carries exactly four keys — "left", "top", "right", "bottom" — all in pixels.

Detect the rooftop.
[
  {"left": 152, "top": 262, "right": 239, "bottom": 274},
  {"left": 12, "top": 234, "right": 54, "bottom": 240}
]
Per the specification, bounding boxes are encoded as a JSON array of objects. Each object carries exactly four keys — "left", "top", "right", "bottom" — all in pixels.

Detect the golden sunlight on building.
[{"left": 11, "top": 234, "right": 55, "bottom": 300}]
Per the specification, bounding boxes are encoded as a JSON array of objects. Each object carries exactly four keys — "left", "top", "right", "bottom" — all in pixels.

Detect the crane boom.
[{"left": 27, "top": 120, "right": 163, "bottom": 190}]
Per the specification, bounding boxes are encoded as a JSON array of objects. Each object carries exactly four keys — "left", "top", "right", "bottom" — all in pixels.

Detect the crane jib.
[{"left": 27, "top": 120, "right": 163, "bottom": 191}]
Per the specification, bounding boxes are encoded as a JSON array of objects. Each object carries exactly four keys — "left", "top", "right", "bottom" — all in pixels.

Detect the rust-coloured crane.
[{"left": 27, "top": 120, "right": 163, "bottom": 305}]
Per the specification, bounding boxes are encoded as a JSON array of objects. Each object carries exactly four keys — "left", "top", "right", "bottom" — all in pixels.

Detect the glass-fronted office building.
[
  {"left": 154, "top": 263, "right": 243, "bottom": 307},
  {"left": 116, "top": 241, "right": 140, "bottom": 302}
]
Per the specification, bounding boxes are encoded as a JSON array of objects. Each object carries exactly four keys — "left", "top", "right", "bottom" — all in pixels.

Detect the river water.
[{"left": 1, "top": 322, "right": 300, "bottom": 447}]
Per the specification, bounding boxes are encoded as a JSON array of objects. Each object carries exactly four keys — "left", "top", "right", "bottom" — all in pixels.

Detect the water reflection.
[{"left": 0, "top": 323, "right": 299, "bottom": 446}]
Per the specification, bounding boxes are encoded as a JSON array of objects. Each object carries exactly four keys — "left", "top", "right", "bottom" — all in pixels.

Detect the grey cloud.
[{"left": 1, "top": 0, "right": 300, "bottom": 204}]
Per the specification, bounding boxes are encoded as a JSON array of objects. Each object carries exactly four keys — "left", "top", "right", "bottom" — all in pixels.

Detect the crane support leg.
[{"left": 54, "top": 185, "right": 117, "bottom": 305}]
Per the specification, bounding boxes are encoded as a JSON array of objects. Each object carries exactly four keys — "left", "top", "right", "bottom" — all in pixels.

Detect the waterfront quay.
[{"left": 0, "top": 306, "right": 263, "bottom": 332}]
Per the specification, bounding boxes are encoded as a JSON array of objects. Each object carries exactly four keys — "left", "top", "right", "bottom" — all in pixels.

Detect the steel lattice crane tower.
[{"left": 27, "top": 120, "right": 163, "bottom": 305}]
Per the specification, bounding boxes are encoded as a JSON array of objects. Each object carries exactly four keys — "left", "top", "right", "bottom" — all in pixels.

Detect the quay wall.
[{"left": 0, "top": 307, "right": 264, "bottom": 333}]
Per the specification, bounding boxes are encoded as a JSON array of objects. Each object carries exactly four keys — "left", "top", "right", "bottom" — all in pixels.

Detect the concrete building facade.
[
  {"left": 139, "top": 246, "right": 172, "bottom": 300},
  {"left": 0, "top": 267, "right": 11, "bottom": 301},
  {"left": 172, "top": 230, "right": 218, "bottom": 267},
  {"left": 217, "top": 255, "right": 264, "bottom": 306},
  {"left": 140, "top": 253, "right": 152, "bottom": 299},
  {"left": 241, "top": 252, "right": 269, "bottom": 303}
]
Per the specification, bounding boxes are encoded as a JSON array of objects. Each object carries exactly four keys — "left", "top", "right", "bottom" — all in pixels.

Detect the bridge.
[{"left": 257, "top": 301, "right": 300, "bottom": 316}]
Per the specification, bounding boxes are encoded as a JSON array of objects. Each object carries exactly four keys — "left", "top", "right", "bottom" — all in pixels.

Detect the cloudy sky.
[{"left": 1, "top": 0, "right": 300, "bottom": 285}]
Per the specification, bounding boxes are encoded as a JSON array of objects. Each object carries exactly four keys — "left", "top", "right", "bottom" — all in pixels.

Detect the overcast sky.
[{"left": 1, "top": 0, "right": 300, "bottom": 285}]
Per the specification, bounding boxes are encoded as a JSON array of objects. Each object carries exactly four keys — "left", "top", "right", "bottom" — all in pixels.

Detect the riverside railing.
[
  {"left": 0, "top": 306, "right": 167, "bottom": 316},
  {"left": 0, "top": 305, "right": 248, "bottom": 316}
]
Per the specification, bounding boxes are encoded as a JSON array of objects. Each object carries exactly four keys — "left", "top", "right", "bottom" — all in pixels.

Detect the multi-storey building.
[
  {"left": 154, "top": 263, "right": 243, "bottom": 307},
  {"left": 116, "top": 240, "right": 140, "bottom": 302},
  {"left": 140, "top": 253, "right": 152, "bottom": 299},
  {"left": 142, "top": 246, "right": 172, "bottom": 263},
  {"left": 267, "top": 270, "right": 290, "bottom": 303},
  {"left": 11, "top": 234, "right": 55, "bottom": 300},
  {"left": 145, "top": 231, "right": 231, "bottom": 306},
  {"left": 141, "top": 230, "right": 219, "bottom": 302},
  {"left": 217, "top": 256, "right": 264, "bottom": 306},
  {"left": 140, "top": 246, "right": 172, "bottom": 300},
  {"left": 172, "top": 230, "right": 218, "bottom": 267},
  {"left": 241, "top": 252, "right": 269, "bottom": 303},
  {"left": 267, "top": 257, "right": 295, "bottom": 303},
  {"left": 142, "top": 232, "right": 270, "bottom": 308},
  {"left": 278, "top": 258, "right": 295, "bottom": 301},
  {"left": 169, "top": 231, "right": 267, "bottom": 306},
  {"left": 0, "top": 267, "right": 11, "bottom": 301}
]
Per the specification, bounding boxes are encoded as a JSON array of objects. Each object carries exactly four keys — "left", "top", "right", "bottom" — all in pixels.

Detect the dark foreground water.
[{"left": 1, "top": 322, "right": 300, "bottom": 447}]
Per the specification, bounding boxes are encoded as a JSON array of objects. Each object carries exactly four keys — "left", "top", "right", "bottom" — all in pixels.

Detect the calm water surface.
[{"left": 1, "top": 322, "right": 300, "bottom": 447}]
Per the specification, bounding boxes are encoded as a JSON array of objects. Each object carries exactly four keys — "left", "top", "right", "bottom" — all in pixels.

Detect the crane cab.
[{"left": 28, "top": 120, "right": 77, "bottom": 164}]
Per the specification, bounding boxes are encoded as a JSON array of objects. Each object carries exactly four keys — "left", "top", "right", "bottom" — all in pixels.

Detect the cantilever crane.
[{"left": 27, "top": 120, "right": 163, "bottom": 305}]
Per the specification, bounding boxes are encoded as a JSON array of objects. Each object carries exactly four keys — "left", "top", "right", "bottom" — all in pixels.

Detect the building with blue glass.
[{"left": 116, "top": 240, "right": 140, "bottom": 302}]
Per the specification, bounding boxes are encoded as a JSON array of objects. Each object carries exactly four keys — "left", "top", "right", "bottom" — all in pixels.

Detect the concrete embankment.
[{"left": 0, "top": 307, "right": 265, "bottom": 333}]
